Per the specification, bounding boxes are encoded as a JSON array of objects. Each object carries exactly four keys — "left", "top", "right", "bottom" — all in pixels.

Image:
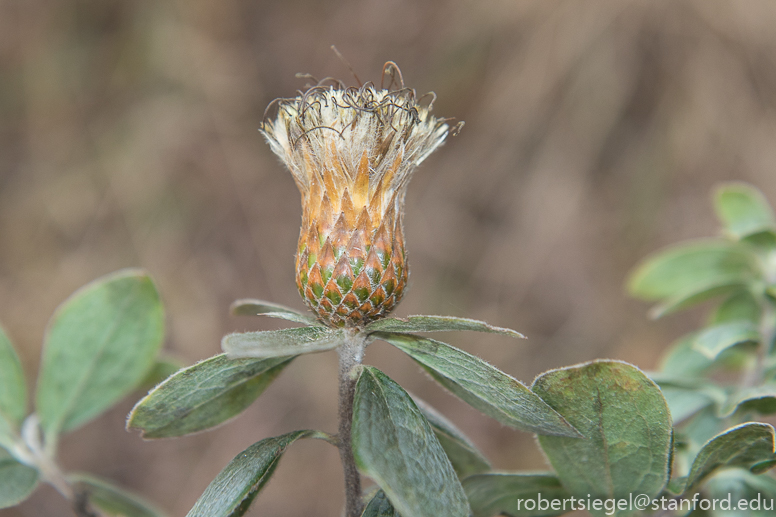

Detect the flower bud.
[{"left": 261, "top": 73, "right": 453, "bottom": 327}]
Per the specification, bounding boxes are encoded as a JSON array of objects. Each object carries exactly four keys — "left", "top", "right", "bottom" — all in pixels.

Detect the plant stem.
[
  {"left": 16, "top": 415, "right": 106, "bottom": 517},
  {"left": 337, "top": 331, "right": 365, "bottom": 517},
  {"left": 742, "top": 295, "right": 776, "bottom": 388}
]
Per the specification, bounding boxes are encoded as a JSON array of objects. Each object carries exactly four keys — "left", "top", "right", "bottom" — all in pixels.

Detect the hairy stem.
[
  {"left": 16, "top": 415, "right": 105, "bottom": 517},
  {"left": 338, "top": 331, "right": 365, "bottom": 517}
]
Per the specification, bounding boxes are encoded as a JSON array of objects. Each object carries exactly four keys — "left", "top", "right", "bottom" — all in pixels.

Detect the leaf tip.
[{"left": 229, "top": 298, "right": 250, "bottom": 315}]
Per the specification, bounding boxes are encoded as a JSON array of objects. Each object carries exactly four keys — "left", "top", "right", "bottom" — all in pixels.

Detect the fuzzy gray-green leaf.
[
  {"left": 36, "top": 269, "right": 164, "bottom": 440},
  {"left": 69, "top": 473, "right": 167, "bottom": 517},
  {"left": 659, "top": 333, "right": 715, "bottom": 377},
  {"left": 719, "top": 384, "right": 776, "bottom": 418},
  {"left": 714, "top": 182, "right": 776, "bottom": 239},
  {"left": 684, "top": 423, "right": 776, "bottom": 491},
  {"left": 462, "top": 473, "right": 570, "bottom": 517},
  {"left": 0, "top": 326, "right": 26, "bottom": 450},
  {"left": 704, "top": 468, "right": 776, "bottom": 516},
  {"left": 649, "top": 282, "right": 748, "bottom": 319},
  {"left": 627, "top": 240, "right": 756, "bottom": 314},
  {"left": 379, "top": 333, "right": 578, "bottom": 437},
  {"left": 187, "top": 430, "right": 320, "bottom": 517},
  {"left": 710, "top": 291, "right": 762, "bottom": 325},
  {"left": 366, "top": 315, "right": 524, "bottom": 338},
  {"left": 128, "top": 354, "right": 293, "bottom": 438},
  {"left": 222, "top": 327, "right": 339, "bottom": 359},
  {"left": 658, "top": 386, "right": 716, "bottom": 423},
  {"left": 230, "top": 299, "right": 322, "bottom": 326},
  {"left": 361, "top": 490, "right": 399, "bottom": 517},
  {"left": 0, "top": 450, "right": 38, "bottom": 509},
  {"left": 413, "top": 397, "right": 491, "bottom": 478},
  {"left": 533, "top": 360, "right": 672, "bottom": 516},
  {"left": 692, "top": 321, "right": 759, "bottom": 360},
  {"left": 649, "top": 373, "right": 726, "bottom": 422},
  {"left": 352, "top": 366, "right": 470, "bottom": 517}
]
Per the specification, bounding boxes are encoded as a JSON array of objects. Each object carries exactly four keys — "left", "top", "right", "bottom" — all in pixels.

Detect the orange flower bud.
[{"left": 261, "top": 71, "right": 455, "bottom": 327}]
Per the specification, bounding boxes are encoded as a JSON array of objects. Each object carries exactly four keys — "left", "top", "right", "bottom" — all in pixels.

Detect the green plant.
[
  {"left": 4, "top": 65, "right": 775, "bottom": 517},
  {"left": 128, "top": 73, "right": 774, "bottom": 516},
  {"left": 627, "top": 182, "right": 776, "bottom": 515},
  {"left": 460, "top": 182, "right": 776, "bottom": 517},
  {"left": 0, "top": 269, "right": 168, "bottom": 516},
  {"left": 127, "top": 69, "right": 583, "bottom": 517}
]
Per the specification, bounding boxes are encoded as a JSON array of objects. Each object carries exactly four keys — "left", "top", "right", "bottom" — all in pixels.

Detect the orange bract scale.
[{"left": 261, "top": 82, "right": 451, "bottom": 327}]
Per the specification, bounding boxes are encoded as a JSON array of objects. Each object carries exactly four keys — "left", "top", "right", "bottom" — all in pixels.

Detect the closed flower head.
[{"left": 261, "top": 64, "right": 456, "bottom": 328}]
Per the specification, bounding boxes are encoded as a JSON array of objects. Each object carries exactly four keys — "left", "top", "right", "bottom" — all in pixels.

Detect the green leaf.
[
  {"left": 365, "top": 315, "right": 524, "bottom": 338},
  {"left": 352, "top": 366, "right": 470, "bottom": 517},
  {"left": 378, "top": 333, "right": 579, "bottom": 437},
  {"left": 649, "top": 282, "right": 748, "bottom": 319},
  {"left": 704, "top": 468, "right": 776, "bottom": 516},
  {"left": 69, "top": 473, "right": 167, "bottom": 517},
  {"left": 186, "top": 430, "right": 321, "bottom": 517},
  {"left": 532, "top": 361, "right": 672, "bottom": 516},
  {"left": 682, "top": 406, "right": 728, "bottom": 453},
  {"left": 745, "top": 231, "right": 776, "bottom": 251},
  {"left": 0, "top": 326, "right": 27, "bottom": 450},
  {"left": 751, "top": 458, "right": 776, "bottom": 474},
  {"left": 710, "top": 291, "right": 761, "bottom": 325},
  {"left": 413, "top": 397, "right": 491, "bottom": 478},
  {"left": 128, "top": 354, "right": 293, "bottom": 439},
  {"left": 36, "top": 269, "right": 165, "bottom": 441},
  {"left": 222, "top": 327, "right": 340, "bottom": 359},
  {"left": 658, "top": 386, "right": 716, "bottom": 423},
  {"left": 664, "top": 476, "right": 688, "bottom": 496},
  {"left": 660, "top": 334, "right": 715, "bottom": 377},
  {"left": 462, "top": 473, "right": 570, "bottom": 517},
  {"left": 684, "top": 423, "right": 776, "bottom": 491},
  {"left": 627, "top": 240, "right": 756, "bottom": 312},
  {"left": 361, "top": 490, "right": 399, "bottom": 517},
  {"left": 719, "top": 384, "right": 776, "bottom": 418},
  {"left": 0, "top": 449, "right": 38, "bottom": 509},
  {"left": 650, "top": 373, "right": 727, "bottom": 424},
  {"left": 230, "top": 299, "right": 322, "bottom": 327},
  {"left": 692, "top": 322, "right": 760, "bottom": 360},
  {"left": 650, "top": 372, "right": 727, "bottom": 395},
  {"left": 714, "top": 183, "right": 776, "bottom": 239}
]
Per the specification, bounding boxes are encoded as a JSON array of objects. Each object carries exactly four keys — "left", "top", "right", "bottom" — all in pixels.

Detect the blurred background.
[{"left": 2, "top": 0, "right": 776, "bottom": 515}]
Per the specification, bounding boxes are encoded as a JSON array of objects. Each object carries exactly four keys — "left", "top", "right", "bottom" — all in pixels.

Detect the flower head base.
[{"left": 261, "top": 74, "right": 453, "bottom": 328}]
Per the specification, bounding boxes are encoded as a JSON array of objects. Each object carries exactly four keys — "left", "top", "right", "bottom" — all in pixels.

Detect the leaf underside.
[
  {"left": 230, "top": 299, "right": 322, "bottom": 326},
  {"left": 379, "top": 332, "right": 579, "bottom": 438},
  {"left": 351, "top": 366, "right": 470, "bottom": 517},
  {"left": 413, "top": 397, "right": 491, "bottom": 478},
  {"left": 128, "top": 354, "right": 294, "bottom": 439},
  {"left": 186, "top": 430, "right": 321, "bottom": 517},
  {"left": 69, "top": 473, "right": 167, "bottom": 517},
  {"left": 365, "top": 315, "right": 524, "bottom": 338},
  {"left": 462, "top": 472, "right": 570, "bottom": 517},
  {"left": 222, "top": 327, "right": 340, "bottom": 359}
]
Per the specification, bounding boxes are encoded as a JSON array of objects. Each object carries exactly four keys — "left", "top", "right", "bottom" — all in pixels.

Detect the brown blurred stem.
[
  {"left": 338, "top": 331, "right": 366, "bottom": 517},
  {"left": 741, "top": 295, "right": 776, "bottom": 388}
]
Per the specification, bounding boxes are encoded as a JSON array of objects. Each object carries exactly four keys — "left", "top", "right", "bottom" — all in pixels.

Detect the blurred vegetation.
[{"left": 2, "top": 0, "right": 776, "bottom": 515}]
